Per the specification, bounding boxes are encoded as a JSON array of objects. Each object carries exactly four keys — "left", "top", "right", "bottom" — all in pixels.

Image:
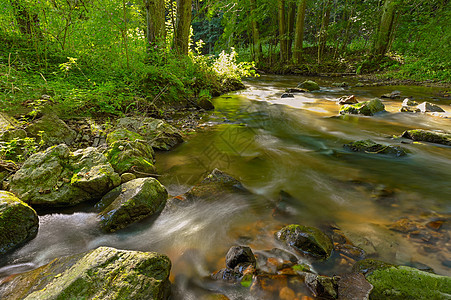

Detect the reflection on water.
[{"left": 1, "top": 75, "right": 450, "bottom": 297}]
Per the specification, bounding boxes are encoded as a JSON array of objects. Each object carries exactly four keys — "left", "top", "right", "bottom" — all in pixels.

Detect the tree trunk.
[
  {"left": 317, "top": 0, "right": 333, "bottom": 63},
  {"left": 293, "top": 0, "right": 307, "bottom": 63},
  {"left": 287, "top": 2, "right": 296, "bottom": 60},
  {"left": 174, "top": 0, "right": 192, "bottom": 55},
  {"left": 145, "top": 0, "right": 166, "bottom": 50},
  {"left": 278, "top": 0, "right": 288, "bottom": 62},
  {"left": 249, "top": 0, "right": 262, "bottom": 62},
  {"left": 10, "top": 1, "right": 43, "bottom": 39},
  {"left": 373, "top": 0, "right": 399, "bottom": 57}
]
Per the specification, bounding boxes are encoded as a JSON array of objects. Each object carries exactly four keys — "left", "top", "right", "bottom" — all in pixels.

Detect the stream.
[{"left": 1, "top": 75, "right": 450, "bottom": 299}]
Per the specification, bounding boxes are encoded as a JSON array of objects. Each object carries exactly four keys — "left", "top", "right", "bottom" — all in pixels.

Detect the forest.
[{"left": 0, "top": 1, "right": 451, "bottom": 300}]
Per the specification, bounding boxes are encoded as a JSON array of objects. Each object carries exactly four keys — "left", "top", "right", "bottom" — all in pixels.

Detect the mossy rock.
[
  {"left": 25, "top": 114, "right": 76, "bottom": 146},
  {"left": 340, "top": 99, "right": 385, "bottom": 116},
  {"left": 185, "top": 169, "right": 248, "bottom": 201},
  {"left": 106, "top": 128, "right": 144, "bottom": 145},
  {"left": 298, "top": 80, "right": 320, "bottom": 91},
  {"left": 0, "top": 112, "right": 19, "bottom": 133},
  {"left": 0, "top": 191, "right": 39, "bottom": 255},
  {"left": 344, "top": 139, "right": 407, "bottom": 157},
  {"left": 106, "top": 140, "right": 156, "bottom": 175},
  {"left": 0, "top": 246, "right": 172, "bottom": 300},
  {"left": 366, "top": 265, "right": 451, "bottom": 299},
  {"left": 97, "top": 177, "right": 168, "bottom": 232},
  {"left": 352, "top": 259, "right": 394, "bottom": 275},
  {"left": 275, "top": 224, "right": 333, "bottom": 260},
  {"left": 402, "top": 129, "right": 451, "bottom": 146}
]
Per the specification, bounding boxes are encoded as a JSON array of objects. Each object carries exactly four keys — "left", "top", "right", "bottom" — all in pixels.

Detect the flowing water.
[{"left": 1, "top": 75, "right": 450, "bottom": 299}]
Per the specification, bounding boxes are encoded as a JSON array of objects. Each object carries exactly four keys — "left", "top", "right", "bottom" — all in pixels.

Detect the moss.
[
  {"left": 299, "top": 80, "right": 320, "bottom": 91},
  {"left": 402, "top": 129, "right": 451, "bottom": 146},
  {"left": 106, "top": 129, "right": 143, "bottom": 145},
  {"left": 344, "top": 139, "right": 407, "bottom": 156},
  {"left": 106, "top": 140, "right": 155, "bottom": 175},
  {"left": 367, "top": 266, "right": 451, "bottom": 300},
  {"left": 340, "top": 99, "right": 385, "bottom": 116},
  {"left": 275, "top": 224, "right": 333, "bottom": 260}
]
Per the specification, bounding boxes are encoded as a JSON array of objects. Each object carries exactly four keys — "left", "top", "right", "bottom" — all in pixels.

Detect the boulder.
[
  {"left": 364, "top": 264, "right": 451, "bottom": 299},
  {"left": 340, "top": 99, "right": 385, "bottom": 116},
  {"left": 417, "top": 101, "right": 445, "bottom": 113},
  {"left": 297, "top": 80, "right": 320, "bottom": 91},
  {"left": 0, "top": 247, "right": 172, "bottom": 300},
  {"left": 97, "top": 177, "right": 168, "bottom": 232},
  {"left": 401, "top": 129, "right": 451, "bottom": 146},
  {"left": 198, "top": 95, "right": 215, "bottom": 110},
  {"left": 114, "top": 117, "right": 183, "bottom": 151},
  {"left": 106, "top": 128, "right": 144, "bottom": 144},
  {"left": 185, "top": 169, "right": 248, "bottom": 201},
  {"left": 25, "top": 114, "right": 76, "bottom": 146},
  {"left": 381, "top": 91, "right": 401, "bottom": 99},
  {"left": 9, "top": 144, "right": 120, "bottom": 207},
  {"left": 344, "top": 139, "right": 407, "bottom": 157},
  {"left": 106, "top": 140, "right": 156, "bottom": 175},
  {"left": 338, "top": 95, "right": 358, "bottom": 105},
  {"left": 0, "top": 191, "right": 38, "bottom": 255},
  {"left": 275, "top": 224, "right": 333, "bottom": 260}
]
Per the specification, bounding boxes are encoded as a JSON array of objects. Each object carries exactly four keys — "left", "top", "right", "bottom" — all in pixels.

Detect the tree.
[
  {"left": 249, "top": 0, "right": 262, "bottom": 62},
  {"left": 317, "top": 0, "right": 333, "bottom": 63},
  {"left": 293, "top": 0, "right": 307, "bottom": 63},
  {"left": 373, "top": 0, "right": 400, "bottom": 57},
  {"left": 10, "top": 0, "right": 43, "bottom": 39},
  {"left": 144, "top": 0, "right": 166, "bottom": 49},
  {"left": 174, "top": 0, "right": 193, "bottom": 55},
  {"left": 278, "top": 0, "right": 288, "bottom": 62}
]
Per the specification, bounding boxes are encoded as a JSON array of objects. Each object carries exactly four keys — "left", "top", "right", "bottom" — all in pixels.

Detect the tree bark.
[
  {"left": 373, "top": 0, "right": 399, "bottom": 57},
  {"left": 317, "top": 0, "right": 333, "bottom": 63},
  {"left": 293, "top": 0, "right": 307, "bottom": 63},
  {"left": 249, "top": 0, "right": 262, "bottom": 62},
  {"left": 278, "top": 0, "right": 288, "bottom": 62},
  {"left": 145, "top": 0, "right": 166, "bottom": 50},
  {"left": 287, "top": 2, "right": 296, "bottom": 60},
  {"left": 174, "top": 0, "right": 192, "bottom": 55}
]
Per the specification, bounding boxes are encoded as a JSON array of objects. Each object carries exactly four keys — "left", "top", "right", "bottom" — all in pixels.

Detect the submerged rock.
[
  {"left": 114, "top": 117, "right": 183, "bottom": 151},
  {"left": 9, "top": 144, "right": 120, "bottom": 207},
  {"left": 285, "top": 88, "right": 308, "bottom": 93},
  {"left": 344, "top": 139, "right": 407, "bottom": 156},
  {"left": 275, "top": 224, "right": 333, "bottom": 260},
  {"left": 338, "top": 95, "right": 358, "bottom": 105},
  {"left": 0, "top": 191, "right": 38, "bottom": 255},
  {"left": 185, "top": 169, "right": 248, "bottom": 201},
  {"left": 25, "top": 114, "right": 76, "bottom": 146},
  {"left": 340, "top": 99, "right": 385, "bottom": 116},
  {"left": 297, "top": 80, "right": 320, "bottom": 91},
  {"left": 417, "top": 101, "right": 445, "bottom": 113},
  {"left": 381, "top": 90, "right": 401, "bottom": 99},
  {"left": 97, "top": 177, "right": 168, "bottom": 232},
  {"left": 0, "top": 246, "right": 172, "bottom": 300},
  {"left": 281, "top": 93, "right": 294, "bottom": 98},
  {"left": 401, "top": 129, "right": 451, "bottom": 146},
  {"left": 364, "top": 265, "right": 451, "bottom": 299}
]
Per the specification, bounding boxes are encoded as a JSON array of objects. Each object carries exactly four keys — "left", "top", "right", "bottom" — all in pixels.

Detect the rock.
[
  {"left": 25, "top": 114, "right": 76, "bottom": 146},
  {"left": 106, "top": 128, "right": 144, "bottom": 144},
  {"left": 0, "top": 246, "right": 171, "bottom": 300},
  {"left": 0, "top": 129, "right": 27, "bottom": 142},
  {"left": 198, "top": 95, "right": 215, "bottom": 110},
  {"left": 343, "top": 139, "right": 407, "bottom": 157},
  {"left": 417, "top": 101, "right": 445, "bottom": 113},
  {"left": 402, "top": 98, "right": 418, "bottom": 107},
  {"left": 0, "top": 191, "right": 38, "bottom": 255},
  {"left": 281, "top": 93, "right": 294, "bottom": 98},
  {"left": 340, "top": 99, "right": 385, "bottom": 116},
  {"left": 97, "top": 177, "right": 168, "bottom": 232},
  {"left": 355, "top": 83, "right": 365, "bottom": 87},
  {"left": 114, "top": 117, "right": 183, "bottom": 151},
  {"left": 332, "top": 82, "right": 349, "bottom": 87},
  {"left": 401, "top": 129, "right": 451, "bottom": 146},
  {"left": 185, "top": 169, "right": 248, "bottom": 201},
  {"left": 285, "top": 88, "right": 307, "bottom": 93},
  {"left": 275, "top": 224, "right": 333, "bottom": 260},
  {"left": 338, "top": 95, "right": 358, "bottom": 105},
  {"left": 298, "top": 80, "right": 320, "bottom": 91},
  {"left": 106, "top": 140, "right": 156, "bottom": 175},
  {"left": 10, "top": 144, "right": 120, "bottom": 207},
  {"left": 304, "top": 273, "right": 339, "bottom": 299},
  {"left": 364, "top": 265, "right": 451, "bottom": 299},
  {"left": 0, "top": 112, "right": 19, "bottom": 132},
  {"left": 226, "top": 246, "right": 256, "bottom": 269},
  {"left": 338, "top": 273, "right": 373, "bottom": 300},
  {"left": 381, "top": 91, "right": 401, "bottom": 99},
  {"left": 400, "top": 106, "right": 421, "bottom": 113},
  {"left": 121, "top": 172, "right": 137, "bottom": 183}
]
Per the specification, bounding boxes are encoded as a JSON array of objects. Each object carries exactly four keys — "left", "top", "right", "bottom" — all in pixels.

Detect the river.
[{"left": 1, "top": 75, "right": 450, "bottom": 299}]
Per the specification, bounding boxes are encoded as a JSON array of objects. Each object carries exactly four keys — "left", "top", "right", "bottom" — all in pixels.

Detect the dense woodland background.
[{"left": 0, "top": 0, "right": 450, "bottom": 117}]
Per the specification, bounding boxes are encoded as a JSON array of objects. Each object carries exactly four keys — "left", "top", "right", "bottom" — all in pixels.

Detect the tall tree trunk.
[
  {"left": 373, "top": 0, "right": 399, "bottom": 57},
  {"left": 317, "top": 0, "right": 333, "bottom": 63},
  {"left": 278, "top": 0, "right": 288, "bottom": 62},
  {"left": 249, "top": 0, "right": 262, "bottom": 62},
  {"left": 287, "top": 2, "right": 296, "bottom": 60},
  {"left": 145, "top": 0, "right": 166, "bottom": 50},
  {"left": 293, "top": 0, "right": 307, "bottom": 63},
  {"left": 174, "top": 0, "right": 192, "bottom": 55},
  {"left": 10, "top": 1, "right": 43, "bottom": 39}
]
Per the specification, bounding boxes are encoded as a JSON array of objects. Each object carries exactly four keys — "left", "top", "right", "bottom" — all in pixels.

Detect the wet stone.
[{"left": 226, "top": 246, "right": 256, "bottom": 269}]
